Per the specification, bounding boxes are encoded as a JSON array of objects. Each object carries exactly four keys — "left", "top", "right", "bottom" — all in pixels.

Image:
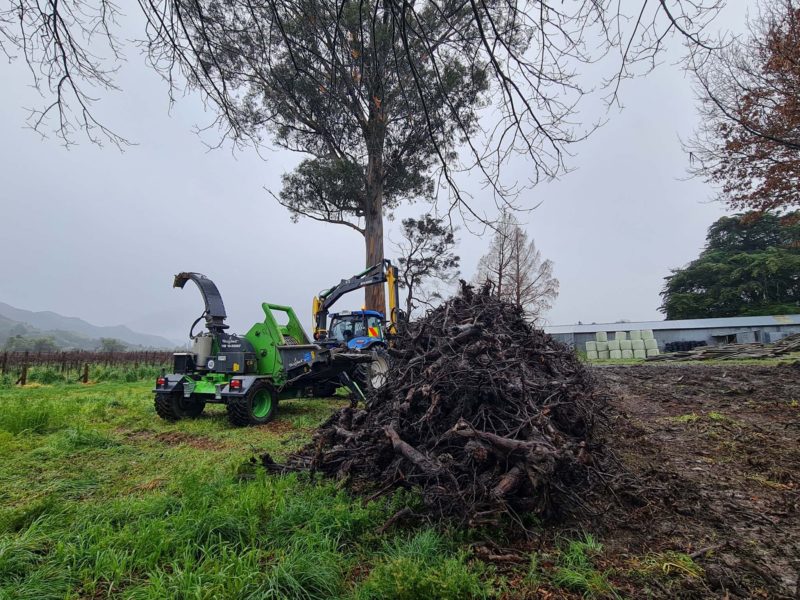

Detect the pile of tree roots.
[{"left": 266, "top": 283, "right": 606, "bottom": 524}]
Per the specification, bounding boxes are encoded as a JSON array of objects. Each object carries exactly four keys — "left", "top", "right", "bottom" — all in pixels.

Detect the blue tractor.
[{"left": 311, "top": 260, "right": 402, "bottom": 394}]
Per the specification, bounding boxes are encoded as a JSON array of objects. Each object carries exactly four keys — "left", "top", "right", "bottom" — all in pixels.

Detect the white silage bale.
[
  {"left": 596, "top": 341, "right": 608, "bottom": 352},
  {"left": 621, "top": 349, "right": 634, "bottom": 359},
  {"left": 614, "top": 331, "right": 627, "bottom": 341},
  {"left": 585, "top": 341, "right": 597, "bottom": 352},
  {"left": 629, "top": 330, "right": 642, "bottom": 341},
  {"left": 631, "top": 339, "right": 645, "bottom": 350},
  {"left": 598, "top": 350, "right": 610, "bottom": 360},
  {"left": 641, "top": 329, "right": 655, "bottom": 340},
  {"left": 644, "top": 339, "right": 658, "bottom": 350},
  {"left": 595, "top": 331, "right": 608, "bottom": 342},
  {"left": 619, "top": 340, "right": 632, "bottom": 351},
  {"left": 607, "top": 339, "right": 621, "bottom": 351},
  {"left": 610, "top": 350, "right": 622, "bottom": 360},
  {"left": 633, "top": 349, "right": 647, "bottom": 359},
  {"left": 587, "top": 351, "right": 599, "bottom": 360},
  {"left": 646, "top": 349, "right": 660, "bottom": 357}
]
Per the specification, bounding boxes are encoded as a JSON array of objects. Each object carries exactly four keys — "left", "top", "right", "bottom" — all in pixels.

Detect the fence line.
[{"left": 1, "top": 350, "right": 173, "bottom": 382}]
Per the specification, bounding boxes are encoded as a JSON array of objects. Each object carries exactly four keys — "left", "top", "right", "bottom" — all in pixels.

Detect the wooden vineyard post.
[
  {"left": 1, "top": 352, "right": 6, "bottom": 375},
  {"left": 82, "top": 363, "right": 89, "bottom": 384},
  {"left": 17, "top": 364, "right": 28, "bottom": 386}
]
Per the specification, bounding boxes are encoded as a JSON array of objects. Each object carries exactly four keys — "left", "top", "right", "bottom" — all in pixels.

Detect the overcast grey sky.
[{"left": 0, "top": 3, "right": 747, "bottom": 343}]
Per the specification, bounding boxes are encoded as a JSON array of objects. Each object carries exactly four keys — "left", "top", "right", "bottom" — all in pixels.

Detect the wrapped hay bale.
[
  {"left": 598, "top": 350, "right": 610, "bottom": 360},
  {"left": 644, "top": 339, "right": 658, "bottom": 350},
  {"left": 595, "top": 331, "right": 608, "bottom": 342},
  {"left": 633, "top": 349, "right": 647, "bottom": 359},
  {"left": 606, "top": 339, "right": 621, "bottom": 351},
  {"left": 610, "top": 350, "right": 622, "bottom": 359},
  {"left": 587, "top": 350, "right": 599, "bottom": 360},
  {"left": 646, "top": 349, "right": 660, "bottom": 357},
  {"left": 621, "top": 349, "right": 634, "bottom": 359},
  {"left": 619, "top": 340, "right": 632, "bottom": 351},
  {"left": 614, "top": 331, "right": 627, "bottom": 341},
  {"left": 629, "top": 330, "right": 642, "bottom": 341},
  {"left": 596, "top": 341, "right": 608, "bottom": 352},
  {"left": 585, "top": 341, "right": 597, "bottom": 352},
  {"left": 631, "top": 339, "right": 645, "bottom": 351},
  {"left": 641, "top": 329, "right": 654, "bottom": 340}
]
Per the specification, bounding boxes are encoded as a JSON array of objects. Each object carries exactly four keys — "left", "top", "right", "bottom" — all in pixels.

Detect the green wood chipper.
[{"left": 153, "top": 272, "right": 370, "bottom": 426}]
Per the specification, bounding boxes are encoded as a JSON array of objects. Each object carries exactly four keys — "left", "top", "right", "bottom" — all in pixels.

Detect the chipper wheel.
[
  {"left": 154, "top": 393, "right": 206, "bottom": 421},
  {"left": 227, "top": 380, "right": 278, "bottom": 426}
]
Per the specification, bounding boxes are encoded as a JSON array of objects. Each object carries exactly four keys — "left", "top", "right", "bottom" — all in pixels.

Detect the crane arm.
[{"left": 312, "top": 260, "right": 400, "bottom": 339}]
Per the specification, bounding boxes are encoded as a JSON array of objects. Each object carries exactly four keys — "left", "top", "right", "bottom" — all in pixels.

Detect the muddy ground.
[{"left": 591, "top": 362, "right": 800, "bottom": 598}]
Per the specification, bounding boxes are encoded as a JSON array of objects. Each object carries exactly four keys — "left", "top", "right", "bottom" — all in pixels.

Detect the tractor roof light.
[{"left": 157, "top": 377, "right": 166, "bottom": 386}]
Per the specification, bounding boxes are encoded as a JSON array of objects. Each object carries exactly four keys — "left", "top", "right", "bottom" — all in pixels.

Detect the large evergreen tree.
[
  {"left": 2, "top": 0, "right": 722, "bottom": 310},
  {"left": 660, "top": 212, "right": 800, "bottom": 318}
]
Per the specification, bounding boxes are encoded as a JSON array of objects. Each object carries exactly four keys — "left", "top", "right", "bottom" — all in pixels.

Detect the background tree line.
[{"left": 661, "top": 211, "right": 800, "bottom": 319}]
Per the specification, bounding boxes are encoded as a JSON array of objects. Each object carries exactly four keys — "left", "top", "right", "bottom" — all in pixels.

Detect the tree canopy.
[
  {"left": 689, "top": 0, "right": 800, "bottom": 212},
  {"left": 474, "top": 211, "right": 558, "bottom": 320},
  {"left": 393, "top": 214, "right": 460, "bottom": 317},
  {"left": 660, "top": 212, "right": 800, "bottom": 319},
  {"left": 2, "top": 0, "right": 723, "bottom": 310}
]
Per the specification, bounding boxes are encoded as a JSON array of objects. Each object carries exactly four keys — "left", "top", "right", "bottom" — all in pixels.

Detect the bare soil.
[{"left": 596, "top": 362, "right": 800, "bottom": 598}]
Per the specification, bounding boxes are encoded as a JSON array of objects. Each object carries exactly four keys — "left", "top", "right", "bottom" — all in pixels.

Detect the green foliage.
[
  {"left": 661, "top": 211, "right": 800, "bottom": 319},
  {"left": 353, "top": 529, "right": 493, "bottom": 599},
  {"left": 395, "top": 214, "right": 461, "bottom": 315},
  {"left": 183, "top": 0, "right": 490, "bottom": 242},
  {"left": 3, "top": 335, "right": 59, "bottom": 352},
  {"left": 97, "top": 337, "right": 127, "bottom": 352},
  {"left": 525, "top": 534, "right": 618, "bottom": 599},
  {"left": 0, "top": 381, "right": 498, "bottom": 600},
  {"left": 0, "top": 397, "right": 68, "bottom": 435},
  {"left": 0, "top": 364, "right": 166, "bottom": 387}
]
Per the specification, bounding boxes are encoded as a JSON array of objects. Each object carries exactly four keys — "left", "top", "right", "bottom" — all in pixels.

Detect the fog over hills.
[{"left": 0, "top": 301, "right": 177, "bottom": 349}]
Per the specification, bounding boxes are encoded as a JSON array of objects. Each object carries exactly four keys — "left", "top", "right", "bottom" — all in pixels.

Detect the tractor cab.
[{"left": 326, "top": 310, "right": 386, "bottom": 351}]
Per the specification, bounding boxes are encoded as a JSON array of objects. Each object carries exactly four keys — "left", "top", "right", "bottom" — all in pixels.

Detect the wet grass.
[
  {"left": 0, "top": 380, "right": 700, "bottom": 598},
  {"left": 0, "top": 381, "right": 500, "bottom": 599}
]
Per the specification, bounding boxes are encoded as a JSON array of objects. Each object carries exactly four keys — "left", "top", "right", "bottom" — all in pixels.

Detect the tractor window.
[{"left": 329, "top": 315, "right": 365, "bottom": 341}]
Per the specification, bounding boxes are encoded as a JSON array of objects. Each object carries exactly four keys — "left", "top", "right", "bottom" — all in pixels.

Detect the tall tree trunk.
[{"left": 364, "top": 143, "right": 385, "bottom": 313}]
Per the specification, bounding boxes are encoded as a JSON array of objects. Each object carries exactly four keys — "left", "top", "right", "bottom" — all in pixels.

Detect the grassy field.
[
  {"left": 0, "top": 381, "right": 517, "bottom": 599},
  {"left": 6, "top": 378, "right": 731, "bottom": 599}
]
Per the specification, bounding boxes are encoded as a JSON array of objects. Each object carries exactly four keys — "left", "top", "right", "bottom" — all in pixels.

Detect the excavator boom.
[{"left": 312, "top": 260, "right": 400, "bottom": 340}]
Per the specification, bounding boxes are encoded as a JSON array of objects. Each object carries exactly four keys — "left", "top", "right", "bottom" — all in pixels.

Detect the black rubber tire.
[
  {"left": 155, "top": 393, "right": 206, "bottom": 421},
  {"left": 227, "top": 380, "right": 278, "bottom": 426}
]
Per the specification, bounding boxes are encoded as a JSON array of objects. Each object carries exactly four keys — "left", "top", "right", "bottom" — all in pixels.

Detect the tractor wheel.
[
  {"left": 227, "top": 381, "right": 278, "bottom": 426},
  {"left": 155, "top": 393, "right": 206, "bottom": 421},
  {"left": 356, "top": 352, "right": 391, "bottom": 393}
]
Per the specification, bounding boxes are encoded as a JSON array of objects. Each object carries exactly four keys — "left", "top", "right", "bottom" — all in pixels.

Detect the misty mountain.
[{"left": 0, "top": 302, "right": 176, "bottom": 349}]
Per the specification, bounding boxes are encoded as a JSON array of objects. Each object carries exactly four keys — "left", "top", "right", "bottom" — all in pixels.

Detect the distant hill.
[{"left": 0, "top": 302, "right": 176, "bottom": 350}]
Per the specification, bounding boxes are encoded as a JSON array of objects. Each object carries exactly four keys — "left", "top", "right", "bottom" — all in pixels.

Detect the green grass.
[
  {"left": 1, "top": 364, "right": 167, "bottom": 386},
  {"left": 523, "top": 534, "right": 619, "bottom": 599},
  {"left": 0, "top": 380, "right": 501, "bottom": 599}
]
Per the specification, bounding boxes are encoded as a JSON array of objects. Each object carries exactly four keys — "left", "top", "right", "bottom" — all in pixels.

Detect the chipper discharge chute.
[{"left": 153, "top": 272, "right": 371, "bottom": 426}]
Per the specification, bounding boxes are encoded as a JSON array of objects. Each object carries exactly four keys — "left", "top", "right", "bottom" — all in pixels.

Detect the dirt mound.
[{"left": 265, "top": 283, "right": 606, "bottom": 523}]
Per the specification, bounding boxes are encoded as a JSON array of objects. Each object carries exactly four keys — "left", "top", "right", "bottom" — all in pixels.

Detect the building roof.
[{"left": 544, "top": 314, "right": 800, "bottom": 335}]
